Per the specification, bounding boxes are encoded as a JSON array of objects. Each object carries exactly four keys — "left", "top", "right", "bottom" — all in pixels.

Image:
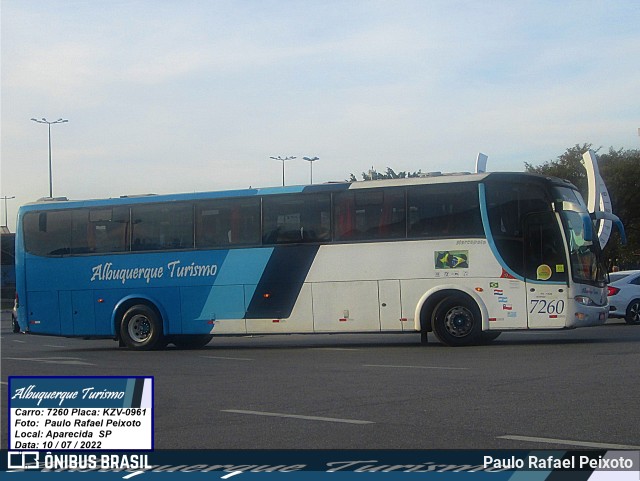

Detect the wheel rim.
[
  {"left": 128, "top": 314, "right": 152, "bottom": 343},
  {"left": 443, "top": 306, "right": 474, "bottom": 337},
  {"left": 630, "top": 302, "right": 640, "bottom": 323}
]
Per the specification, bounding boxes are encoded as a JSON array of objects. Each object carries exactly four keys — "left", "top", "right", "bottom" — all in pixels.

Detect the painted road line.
[
  {"left": 4, "top": 357, "right": 95, "bottom": 366},
  {"left": 312, "top": 347, "right": 361, "bottom": 351},
  {"left": 363, "top": 364, "right": 469, "bottom": 370},
  {"left": 202, "top": 356, "right": 254, "bottom": 361},
  {"left": 499, "top": 435, "right": 640, "bottom": 450},
  {"left": 222, "top": 409, "right": 374, "bottom": 425}
]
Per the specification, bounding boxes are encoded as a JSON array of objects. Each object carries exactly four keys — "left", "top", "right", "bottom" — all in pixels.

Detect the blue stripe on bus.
[
  {"left": 478, "top": 183, "right": 525, "bottom": 282},
  {"left": 245, "top": 245, "right": 320, "bottom": 319},
  {"left": 195, "top": 248, "right": 274, "bottom": 321}
]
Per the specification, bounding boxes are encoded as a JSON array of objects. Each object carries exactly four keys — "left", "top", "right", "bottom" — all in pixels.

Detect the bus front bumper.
[{"left": 567, "top": 305, "right": 608, "bottom": 328}]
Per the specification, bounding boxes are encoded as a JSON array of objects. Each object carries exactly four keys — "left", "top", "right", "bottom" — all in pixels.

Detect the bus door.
[
  {"left": 59, "top": 290, "right": 96, "bottom": 336},
  {"left": 523, "top": 212, "right": 568, "bottom": 328}
]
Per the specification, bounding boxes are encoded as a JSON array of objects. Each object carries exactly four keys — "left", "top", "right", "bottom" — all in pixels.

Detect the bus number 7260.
[{"left": 529, "top": 299, "right": 565, "bottom": 315}]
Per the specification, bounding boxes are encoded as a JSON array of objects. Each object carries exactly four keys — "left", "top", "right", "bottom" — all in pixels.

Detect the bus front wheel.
[
  {"left": 431, "top": 296, "right": 481, "bottom": 346},
  {"left": 119, "top": 304, "right": 164, "bottom": 350}
]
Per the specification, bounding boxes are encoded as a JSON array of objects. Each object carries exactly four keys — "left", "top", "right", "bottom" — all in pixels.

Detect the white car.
[{"left": 607, "top": 270, "right": 640, "bottom": 324}]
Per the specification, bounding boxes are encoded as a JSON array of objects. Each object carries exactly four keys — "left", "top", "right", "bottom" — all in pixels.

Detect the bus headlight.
[{"left": 574, "top": 295, "right": 595, "bottom": 306}]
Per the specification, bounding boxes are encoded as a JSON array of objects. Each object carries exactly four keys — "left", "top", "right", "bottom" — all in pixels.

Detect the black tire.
[
  {"left": 171, "top": 334, "right": 213, "bottom": 349},
  {"left": 625, "top": 299, "right": 640, "bottom": 325},
  {"left": 119, "top": 304, "right": 164, "bottom": 350},
  {"left": 431, "top": 296, "right": 481, "bottom": 346}
]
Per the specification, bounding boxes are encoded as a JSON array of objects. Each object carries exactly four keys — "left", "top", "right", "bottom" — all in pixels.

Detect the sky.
[{"left": 1, "top": 0, "right": 639, "bottom": 232}]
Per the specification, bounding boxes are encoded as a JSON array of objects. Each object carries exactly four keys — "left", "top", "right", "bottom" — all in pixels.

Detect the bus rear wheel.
[
  {"left": 431, "top": 296, "right": 481, "bottom": 346},
  {"left": 119, "top": 304, "right": 164, "bottom": 350}
]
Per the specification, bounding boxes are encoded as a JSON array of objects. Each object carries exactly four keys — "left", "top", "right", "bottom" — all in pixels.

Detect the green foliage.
[
  {"left": 526, "top": 144, "right": 640, "bottom": 269},
  {"left": 348, "top": 167, "right": 422, "bottom": 182}
]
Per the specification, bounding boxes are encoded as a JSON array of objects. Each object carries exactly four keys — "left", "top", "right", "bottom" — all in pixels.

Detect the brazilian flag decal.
[{"left": 435, "top": 250, "right": 469, "bottom": 269}]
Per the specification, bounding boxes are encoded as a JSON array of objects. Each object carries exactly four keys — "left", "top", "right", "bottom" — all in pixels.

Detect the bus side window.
[
  {"left": 484, "top": 181, "right": 553, "bottom": 278},
  {"left": 334, "top": 189, "right": 404, "bottom": 241},
  {"left": 196, "top": 198, "right": 260, "bottom": 248},
  {"left": 23, "top": 211, "right": 72, "bottom": 256},
  {"left": 263, "top": 194, "right": 330, "bottom": 245},
  {"left": 131, "top": 203, "right": 193, "bottom": 251},
  {"left": 408, "top": 183, "right": 482, "bottom": 238},
  {"left": 524, "top": 212, "right": 567, "bottom": 282},
  {"left": 87, "top": 207, "right": 130, "bottom": 253},
  {"left": 334, "top": 194, "right": 356, "bottom": 240}
]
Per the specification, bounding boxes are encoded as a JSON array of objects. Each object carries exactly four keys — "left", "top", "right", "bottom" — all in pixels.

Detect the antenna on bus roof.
[{"left": 475, "top": 153, "right": 488, "bottom": 173}]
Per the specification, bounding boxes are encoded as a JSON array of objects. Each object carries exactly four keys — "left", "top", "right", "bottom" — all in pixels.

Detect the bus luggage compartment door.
[
  {"left": 378, "top": 280, "right": 405, "bottom": 331},
  {"left": 27, "top": 290, "right": 61, "bottom": 334},
  {"left": 59, "top": 290, "right": 96, "bottom": 336},
  {"left": 312, "top": 281, "right": 380, "bottom": 332}
]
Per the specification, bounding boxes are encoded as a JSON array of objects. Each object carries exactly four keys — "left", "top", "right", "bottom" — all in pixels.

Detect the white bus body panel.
[{"left": 215, "top": 239, "right": 575, "bottom": 335}]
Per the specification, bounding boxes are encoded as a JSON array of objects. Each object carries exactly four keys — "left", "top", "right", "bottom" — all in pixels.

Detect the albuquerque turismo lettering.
[
  {"left": 90, "top": 260, "right": 218, "bottom": 285},
  {"left": 12, "top": 385, "right": 125, "bottom": 407}
]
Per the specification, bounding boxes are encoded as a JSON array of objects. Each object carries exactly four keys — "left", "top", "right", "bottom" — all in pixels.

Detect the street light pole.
[
  {"left": 269, "top": 156, "right": 296, "bottom": 186},
  {"left": 302, "top": 156, "right": 319, "bottom": 184},
  {"left": 31, "top": 117, "right": 68, "bottom": 197},
  {"left": 1, "top": 196, "right": 15, "bottom": 228}
]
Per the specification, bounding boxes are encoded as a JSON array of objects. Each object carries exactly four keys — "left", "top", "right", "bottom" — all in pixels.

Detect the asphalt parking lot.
[{"left": 3, "top": 310, "right": 640, "bottom": 451}]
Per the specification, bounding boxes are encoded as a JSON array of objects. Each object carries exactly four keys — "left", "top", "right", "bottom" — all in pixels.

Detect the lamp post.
[
  {"left": 31, "top": 117, "right": 68, "bottom": 198},
  {"left": 1, "top": 196, "right": 15, "bottom": 228},
  {"left": 302, "top": 156, "right": 319, "bottom": 185},
  {"left": 269, "top": 156, "right": 296, "bottom": 186}
]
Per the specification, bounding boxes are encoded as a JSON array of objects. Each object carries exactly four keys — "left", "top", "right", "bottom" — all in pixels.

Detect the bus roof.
[{"left": 18, "top": 171, "right": 576, "bottom": 213}]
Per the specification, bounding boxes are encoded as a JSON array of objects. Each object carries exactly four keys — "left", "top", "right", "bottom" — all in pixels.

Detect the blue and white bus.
[{"left": 14, "top": 171, "right": 624, "bottom": 350}]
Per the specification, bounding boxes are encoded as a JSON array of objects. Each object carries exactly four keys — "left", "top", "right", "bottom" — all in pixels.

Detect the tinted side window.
[
  {"left": 334, "top": 189, "right": 406, "bottom": 241},
  {"left": 81, "top": 208, "right": 131, "bottom": 253},
  {"left": 263, "top": 194, "right": 331, "bottom": 244},
  {"left": 23, "top": 210, "right": 73, "bottom": 256},
  {"left": 407, "top": 183, "right": 482, "bottom": 238},
  {"left": 196, "top": 197, "right": 260, "bottom": 248},
  {"left": 524, "top": 211, "right": 567, "bottom": 282},
  {"left": 131, "top": 203, "right": 193, "bottom": 251},
  {"left": 484, "top": 182, "right": 551, "bottom": 277}
]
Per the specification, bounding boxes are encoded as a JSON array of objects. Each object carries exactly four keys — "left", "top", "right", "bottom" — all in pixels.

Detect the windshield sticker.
[
  {"left": 536, "top": 264, "right": 552, "bottom": 281},
  {"left": 435, "top": 250, "right": 469, "bottom": 269}
]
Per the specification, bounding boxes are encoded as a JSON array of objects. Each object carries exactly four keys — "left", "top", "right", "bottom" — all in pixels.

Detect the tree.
[
  {"left": 525, "top": 145, "right": 640, "bottom": 269},
  {"left": 348, "top": 167, "right": 422, "bottom": 182}
]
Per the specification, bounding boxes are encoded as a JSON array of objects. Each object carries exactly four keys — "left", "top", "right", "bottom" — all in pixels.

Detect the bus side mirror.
[
  {"left": 590, "top": 211, "right": 627, "bottom": 245},
  {"left": 581, "top": 214, "right": 594, "bottom": 243}
]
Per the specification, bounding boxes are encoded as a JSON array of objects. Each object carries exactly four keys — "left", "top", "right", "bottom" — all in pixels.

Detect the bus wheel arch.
[
  {"left": 115, "top": 299, "right": 165, "bottom": 350},
  {"left": 417, "top": 288, "right": 486, "bottom": 347}
]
